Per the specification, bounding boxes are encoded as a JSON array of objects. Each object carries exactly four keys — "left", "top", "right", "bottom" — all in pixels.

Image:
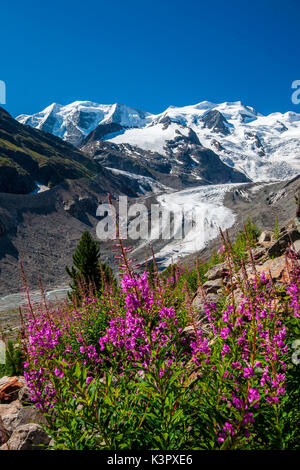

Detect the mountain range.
[
  {"left": 17, "top": 100, "right": 300, "bottom": 183},
  {"left": 0, "top": 98, "right": 299, "bottom": 299}
]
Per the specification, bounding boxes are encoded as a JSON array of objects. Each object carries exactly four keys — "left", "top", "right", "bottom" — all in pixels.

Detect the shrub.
[
  {"left": 20, "top": 230, "right": 299, "bottom": 450},
  {"left": 0, "top": 340, "right": 25, "bottom": 378}
]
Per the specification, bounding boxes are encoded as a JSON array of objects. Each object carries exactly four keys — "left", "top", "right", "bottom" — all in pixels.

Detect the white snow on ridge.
[
  {"left": 154, "top": 102, "right": 300, "bottom": 181},
  {"left": 109, "top": 100, "right": 300, "bottom": 181}
]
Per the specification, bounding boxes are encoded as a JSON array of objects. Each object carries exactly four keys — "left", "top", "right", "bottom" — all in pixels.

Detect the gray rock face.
[
  {"left": 201, "top": 110, "right": 230, "bottom": 135},
  {"left": 202, "top": 278, "right": 223, "bottom": 294},
  {"left": 206, "top": 262, "right": 228, "bottom": 281},
  {"left": 82, "top": 122, "right": 125, "bottom": 145},
  {"left": 1, "top": 423, "right": 51, "bottom": 450},
  {"left": 82, "top": 127, "right": 250, "bottom": 191},
  {"left": 268, "top": 228, "right": 300, "bottom": 258}
]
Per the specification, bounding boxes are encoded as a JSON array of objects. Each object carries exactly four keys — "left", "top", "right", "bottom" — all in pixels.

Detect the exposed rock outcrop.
[
  {"left": 192, "top": 217, "right": 300, "bottom": 322},
  {"left": 0, "top": 376, "right": 51, "bottom": 451}
]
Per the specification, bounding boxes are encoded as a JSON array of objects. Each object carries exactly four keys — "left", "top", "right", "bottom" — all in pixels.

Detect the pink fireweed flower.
[
  {"left": 54, "top": 368, "right": 64, "bottom": 378},
  {"left": 243, "top": 412, "right": 254, "bottom": 425},
  {"left": 223, "top": 422, "right": 234, "bottom": 436},
  {"left": 243, "top": 367, "right": 254, "bottom": 378},
  {"left": 248, "top": 388, "right": 260, "bottom": 404},
  {"left": 220, "top": 327, "right": 231, "bottom": 339},
  {"left": 221, "top": 344, "right": 231, "bottom": 357}
]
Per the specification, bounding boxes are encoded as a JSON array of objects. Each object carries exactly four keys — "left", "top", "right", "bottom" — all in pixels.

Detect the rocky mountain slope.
[
  {"left": 0, "top": 107, "right": 98, "bottom": 194},
  {"left": 17, "top": 100, "right": 300, "bottom": 182},
  {"left": 81, "top": 117, "right": 250, "bottom": 190},
  {"left": 0, "top": 166, "right": 151, "bottom": 298},
  {"left": 0, "top": 173, "right": 299, "bottom": 299}
]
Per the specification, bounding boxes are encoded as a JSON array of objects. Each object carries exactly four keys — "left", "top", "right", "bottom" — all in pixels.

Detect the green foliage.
[
  {"left": 231, "top": 218, "right": 261, "bottom": 263},
  {"left": 273, "top": 218, "right": 280, "bottom": 240},
  {"left": 0, "top": 340, "right": 25, "bottom": 378},
  {"left": 36, "top": 286, "right": 300, "bottom": 450},
  {"left": 44, "top": 353, "right": 193, "bottom": 450},
  {"left": 66, "top": 231, "right": 115, "bottom": 302}
]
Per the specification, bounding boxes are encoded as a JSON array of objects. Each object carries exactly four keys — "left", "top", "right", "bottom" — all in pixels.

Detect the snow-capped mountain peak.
[
  {"left": 17, "top": 101, "right": 153, "bottom": 146},
  {"left": 16, "top": 99, "right": 300, "bottom": 182}
]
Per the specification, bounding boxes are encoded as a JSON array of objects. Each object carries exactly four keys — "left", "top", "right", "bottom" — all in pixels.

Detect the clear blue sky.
[{"left": 1, "top": 0, "right": 300, "bottom": 117}]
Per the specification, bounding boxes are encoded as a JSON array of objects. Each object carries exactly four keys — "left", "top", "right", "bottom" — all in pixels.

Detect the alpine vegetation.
[{"left": 13, "top": 223, "right": 300, "bottom": 450}]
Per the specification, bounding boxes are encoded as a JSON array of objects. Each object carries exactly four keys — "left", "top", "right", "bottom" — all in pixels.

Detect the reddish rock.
[
  {"left": 255, "top": 255, "right": 289, "bottom": 283},
  {"left": 0, "top": 378, "right": 25, "bottom": 404}
]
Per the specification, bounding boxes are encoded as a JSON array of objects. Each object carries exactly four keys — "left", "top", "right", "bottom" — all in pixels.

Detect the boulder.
[
  {"left": 1, "top": 406, "right": 47, "bottom": 435},
  {"left": 202, "top": 278, "right": 223, "bottom": 294},
  {"left": 18, "top": 385, "right": 32, "bottom": 406},
  {"left": 256, "top": 255, "right": 287, "bottom": 282},
  {"left": 0, "top": 400, "right": 22, "bottom": 443},
  {"left": 268, "top": 229, "right": 300, "bottom": 258},
  {"left": 251, "top": 246, "right": 268, "bottom": 262},
  {"left": 192, "top": 291, "right": 219, "bottom": 319},
  {"left": 0, "top": 423, "right": 51, "bottom": 450},
  {"left": 258, "top": 230, "right": 274, "bottom": 245},
  {"left": 0, "top": 377, "right": 25, "bottom": 403},
  {"left": 0, "top": 400, "right": 22, "bottom": 419},
  {"left": 206, "top": 262, "right": 228, "bottom": 281},
  {"left": 292, "top": 239, "right": 300, "bottom": 254}
]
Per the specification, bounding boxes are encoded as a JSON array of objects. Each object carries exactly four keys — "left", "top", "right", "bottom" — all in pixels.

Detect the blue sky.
[{"left": 1, "top": 0, "right": 300, "bottom": 117}]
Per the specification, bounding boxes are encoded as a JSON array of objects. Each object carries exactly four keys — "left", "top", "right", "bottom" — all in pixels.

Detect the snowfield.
[{"left": 108, "top": 121, "right": 190, "bottom": 156}]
